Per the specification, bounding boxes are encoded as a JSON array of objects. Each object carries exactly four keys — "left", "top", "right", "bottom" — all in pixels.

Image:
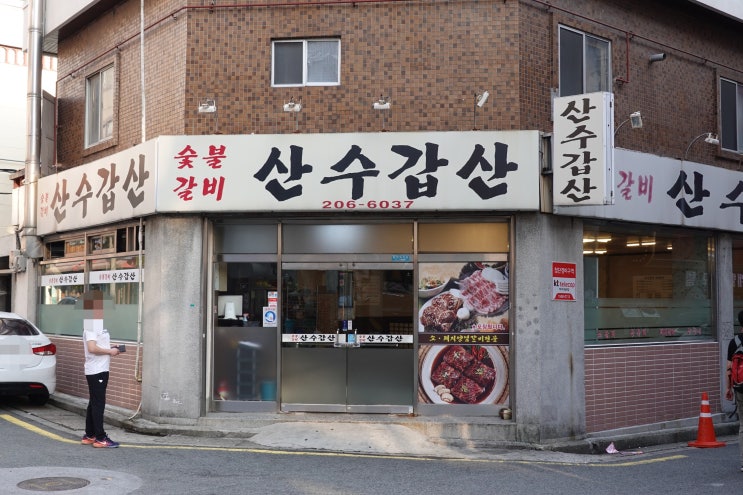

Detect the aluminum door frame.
[{"left": 280, "top": 261, "right": 415, "bottom": 413}]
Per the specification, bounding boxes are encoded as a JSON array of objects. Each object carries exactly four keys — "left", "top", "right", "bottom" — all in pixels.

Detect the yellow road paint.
[{"left": 1, "top": 414, "right": 77, "bottom": 444}]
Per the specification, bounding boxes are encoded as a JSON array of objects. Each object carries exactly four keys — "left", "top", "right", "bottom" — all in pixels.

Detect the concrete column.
[
  {"left": 513, "top": 212, "right": 585, "bottom": 442},
  {"left": 141, "top": 215, "right": 205, "bottom": 421},
  {"left": 717, "top": 234, "right": 734, "bottom": 414}
]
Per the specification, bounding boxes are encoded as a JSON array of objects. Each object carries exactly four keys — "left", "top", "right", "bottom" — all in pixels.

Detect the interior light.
[{"left": 584, "top": 248, "right": 607, "bottom": 255}]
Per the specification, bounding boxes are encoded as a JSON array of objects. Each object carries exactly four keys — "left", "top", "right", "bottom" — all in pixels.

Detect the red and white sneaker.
[{"left": 81, "top": 435, "right": 96, "bottom": 445}]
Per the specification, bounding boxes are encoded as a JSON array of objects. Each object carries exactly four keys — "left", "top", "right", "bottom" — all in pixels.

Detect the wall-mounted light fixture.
[
  {"left": 473, "top": 91, "right": 490, "bottom": 130},
  {"left": 283, "top": 96, "right": 302, "bottom": 113},
  {"left": 649, "top": 53, "right": 666, "bottom": 63},
  {"left": 198, "top": 98, "right": 216, "bottom": 113},
  {"left": 283, "top": 97, "right": 302, "bottom": 132},
  {"left": 683, "top": 132, "right": 719, "bottom": 161},
  {"left": 373, "top": 95, "right": 391, "bottom": 110},
  {"left": 476, "top": 91, "right": 489, "bottom": 108},
  {"left": 373, "top": 95, "right": 391, "bottom": 131},
  {"left": 198, "top": 98, "right": 218, "bottom": 133},
  {"left": 629, "top": 111, "right": 643, "bottom": 129},
  {"left": 614, "top": 110, "right": 643, "bottom": 137}
]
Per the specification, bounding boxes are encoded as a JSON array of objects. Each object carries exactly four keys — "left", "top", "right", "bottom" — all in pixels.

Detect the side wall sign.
[{"left": 553, "top": 91, "right": 614, "bottom": 206}]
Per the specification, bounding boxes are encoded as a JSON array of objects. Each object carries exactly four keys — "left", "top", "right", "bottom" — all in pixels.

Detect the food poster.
[{"left": 418, "top": 262, "right": 510, "bottom": 405}]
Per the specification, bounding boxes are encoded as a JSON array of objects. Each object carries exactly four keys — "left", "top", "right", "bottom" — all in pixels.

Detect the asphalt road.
[{"left": 0, "top": 401, "right": 741, "bottom": 494}]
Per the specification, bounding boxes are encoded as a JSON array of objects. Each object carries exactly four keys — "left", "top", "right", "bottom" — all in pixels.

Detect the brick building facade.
[{"left": 38, "top": 0, "right": 743, "bottom": 442}]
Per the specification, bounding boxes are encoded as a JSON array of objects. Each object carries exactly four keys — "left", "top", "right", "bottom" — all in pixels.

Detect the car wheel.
[{"left": 28, "top": 392, "right": 49, "bottom": 406}]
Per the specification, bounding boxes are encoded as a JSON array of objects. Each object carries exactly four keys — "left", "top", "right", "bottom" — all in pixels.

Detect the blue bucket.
[{"left": 261, "top": 381, "right": 276, "bottom": 401}]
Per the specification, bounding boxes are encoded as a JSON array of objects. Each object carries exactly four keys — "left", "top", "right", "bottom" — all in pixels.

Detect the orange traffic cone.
[{"left": 688, "top": 392, "right": 725, "bottom": 448}]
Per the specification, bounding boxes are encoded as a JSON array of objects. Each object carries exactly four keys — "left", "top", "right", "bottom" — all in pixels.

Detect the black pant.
[{"left": 85, "top": 371, "right": 109, "bottom": 440}]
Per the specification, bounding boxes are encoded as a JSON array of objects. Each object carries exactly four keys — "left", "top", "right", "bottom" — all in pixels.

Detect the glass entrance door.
[{"left": 281, "top": 263, "right": 414, "bottom": 413}]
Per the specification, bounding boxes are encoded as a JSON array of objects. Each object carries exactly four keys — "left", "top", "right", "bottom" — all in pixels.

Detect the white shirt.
[{"left": 83, "top": 319, "right": 111, "bottom": 375}]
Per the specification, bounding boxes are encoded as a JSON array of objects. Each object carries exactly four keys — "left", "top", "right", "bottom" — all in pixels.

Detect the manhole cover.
[{"left": 17, "top": 477, "right": 90, "bottom": 491}]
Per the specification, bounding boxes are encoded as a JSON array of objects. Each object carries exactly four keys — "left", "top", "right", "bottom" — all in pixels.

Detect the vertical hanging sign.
[
  {"left": 552, "top": 262, "right": 577, "bottom": 301},
  {"left": 553, "top": 91, "right": 614, "bottom": 206}
]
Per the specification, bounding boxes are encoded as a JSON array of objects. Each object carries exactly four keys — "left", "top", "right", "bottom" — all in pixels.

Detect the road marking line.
[
  {"left": 0, "top": 414, "right": 78, "bottom": 444},
  {"left": 0, "top": 413, "right": 688, "bottom": 466}
]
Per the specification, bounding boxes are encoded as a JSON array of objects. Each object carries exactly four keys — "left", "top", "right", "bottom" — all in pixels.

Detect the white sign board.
[
  {"left": 553, "top": 148, "right": 743, "bottom": 233},
  {"left": 37, "top": 131, "right": 541, "bottom": 235},
  {"left": 156, "top": 131, "right": 541, "bottom": 213},
  {"left": 281, "top": 334, "right": 414, "bottom": 344},
  {"left": 89, "top": 269, "right": 141, "bottom": 284},
  {"left": 553, "top": 92, "right": 614, "bottom": 206},
  {"left": 40, "top": 273, "right": 84, "bottom": 287},
  {"left": 38, "top": 140, "right": 158, "bottom": 235}
]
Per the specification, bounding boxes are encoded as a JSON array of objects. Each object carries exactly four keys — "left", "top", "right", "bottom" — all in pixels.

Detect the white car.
[{"left": 0, "top": 312, "right": 56, "bottom": 405}]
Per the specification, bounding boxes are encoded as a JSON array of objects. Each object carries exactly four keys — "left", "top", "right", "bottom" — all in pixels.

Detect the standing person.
[
  {"left": 725, "top": 310, "right": 743, "bottom": 472},
  {"left": 80, "top": 291, "right": 121, "bottom": 448}
]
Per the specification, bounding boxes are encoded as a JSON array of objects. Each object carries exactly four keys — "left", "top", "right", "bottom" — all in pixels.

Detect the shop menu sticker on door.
[
  {"left": 417, "top": 261, "right": 510, "bottom": 406},
  {"left": 263, "top": 291, "right": 278, "bottom": 327}
]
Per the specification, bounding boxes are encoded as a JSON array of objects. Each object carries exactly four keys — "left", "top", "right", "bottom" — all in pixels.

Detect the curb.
[
  {"left": 48, "top": 394, "right": 739, "bottom": 455},
  {"left": 549, "top": 422, "right": 739, "bottom": 455}
]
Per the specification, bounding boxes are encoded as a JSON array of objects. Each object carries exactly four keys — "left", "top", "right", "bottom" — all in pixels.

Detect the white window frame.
[
  {"left": 85, "top": 65, "right": 114, "bottom": 148},
  {"left": 272, "top": 39, "right": 341, "bottom": 87},
  {"left": 558, "top": 25, "right": 611, "bottom": 97},
  {"left": 720, "top": 77, "right": 743, "bottom": 153}
]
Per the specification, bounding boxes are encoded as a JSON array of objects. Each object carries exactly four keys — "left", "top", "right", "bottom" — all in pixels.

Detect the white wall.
[
  {"left": 0, "top": 1, "right": 25, "bottom": 47},
  {"left": 0, "top": 1, "right": 56, "bottom": 257}
]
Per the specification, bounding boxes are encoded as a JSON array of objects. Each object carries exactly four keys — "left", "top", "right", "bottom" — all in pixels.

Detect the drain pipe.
[
  {"left": 139, "top": 0, "right": 146, "bottom": 143},
  {"left": 126, "top": 216, "right": 144, "bottom": 421},
  {"left": 128, "top": 0, "right": 147, "bottom": 422},
  {"left": 23, "top": 0, "right": 43, "bottom": 261}
]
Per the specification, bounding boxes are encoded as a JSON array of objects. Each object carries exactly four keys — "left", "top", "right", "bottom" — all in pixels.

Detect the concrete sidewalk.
[{"left": 4, "top": 393, "right": 738, "bottom": 462}]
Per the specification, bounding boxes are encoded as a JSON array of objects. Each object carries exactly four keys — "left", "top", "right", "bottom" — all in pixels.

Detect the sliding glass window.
[{"left": 584, "top": 223, "right": 714, "bottom": 345}]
